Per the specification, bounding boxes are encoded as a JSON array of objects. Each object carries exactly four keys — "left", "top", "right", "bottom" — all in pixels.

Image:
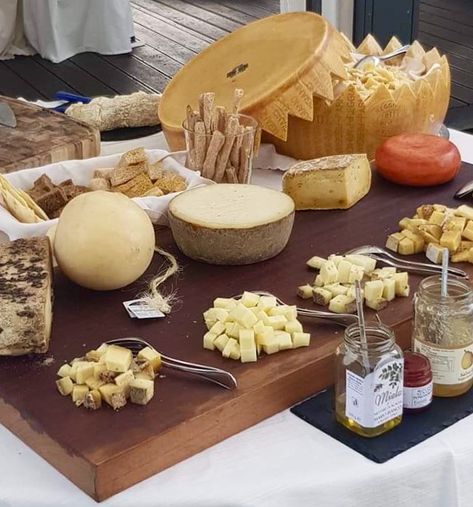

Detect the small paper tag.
[{"left": 123, "top": 299, "right": 165, "bottom": 319}]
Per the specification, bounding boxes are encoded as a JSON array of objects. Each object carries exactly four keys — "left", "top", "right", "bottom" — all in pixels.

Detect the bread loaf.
[{"left": 0, "top": 237, "right": 53, "bottom": 355}]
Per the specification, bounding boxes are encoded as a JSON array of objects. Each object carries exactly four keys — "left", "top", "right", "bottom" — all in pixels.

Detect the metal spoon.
[{"left": 354, "top": 44, "right": 410, "bottom": 69}]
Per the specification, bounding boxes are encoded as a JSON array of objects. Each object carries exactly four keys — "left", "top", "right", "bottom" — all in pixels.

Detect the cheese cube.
[
  {"left": 229, "top": 342, "right": 241, "bottom": 360},
  {"left": 203, "top": 308, "right": 229, "bottom": 325},
  {"left": 240, "top": 347, "right": 257, "bottom": 363},
  {"left": 239, "top": 329, "right": 256, "bottom": 349},
  {"left": 306, "top": 256, "right": 327, "bottom": 269},
  {"left": 225, "top": 322, "right": 241, "bottom": 339},
  {"left": 440, "top": 230, "right": 461, "bottom": 253},
  {"left": 314, "top": 274, "right": 324, "bottom": 287},
  {"left": 297, "top": 284, "right": 313, "bottom": 299},
  {"left": 214, "top": 334, "right": 230, "bottom": 352},
  {"left": 104, "top": 345, "right": 132, "bottom": 373},
  {"left": 383, "top": 278, "right": 396, "bottom": 301},
  {"left": 402, "top": 230, "right": 425, "bottom": 253},
  {"left": 267, "top": 315, "right": 287, "bottom": 330},
  {"left": 386, "top": 232, "right": 405, "bottom": 253},
  {"left": 345, "top": 254, "right": 377, "bottom": 273},
  {"left": 366, "top": 298, "right": 388, "bottom": 311},
  {"left": 444, "top": 216, "right": 466, "bottom": 232},
  {"left": 428, "top": 210, "right": 446, "bottom": 226},
  {"left": 56, "top": 376, "right": 74, "bottom": 396},
  {"left": 370, "top": 267, "right": 397, "bottom": 280},
  {"left": 417, "top": 204, "right": 435, "bottom": 220},
  {"left": 329, "top": 295, "right": 356, "bottom": 314},
  {"left": 292, "top": 332, "right": 311, "bottom": 348},
  {"left": 257, "top": 311, "right": 271, "bottom": 325},
  {"left": 137, "top": 346, "right": 162, "bottom": 371},
  {"left": 282, "top": 154, "right": 372, "bottom": 210},
  {"left": 85, "top": 350, "right": 101, "bottom": 362},
  {"left": 85, "top": 376, "right": 104, "bottom": 390},
  {"left": 328, "top": 254, "right": 344, "bottom": 267},
  {"left": 222, "top": 338, "right": 239, "bottom": 358},
  {"left": 348, "top": 264, "right": 364, "bottom": 283},
  {"left": 213, "top": 297, "right": 237, "bottom": 310},
  {"left": 459, "top": 241, "right": 473, "bottom": 252},
  {"left": 84, "top": 390, "right": 102, "bottom": 410},
  {"left": 451, "top": 250, "right": 470, "bottom": 263},
  {"left": 312, "top": 287, "right": 332, "bottom": 306},
  {"left": 320, "top": 260, "right": 338, "bottom": 284},
  {"left": 57, "top": 363, "right": 72, "bottom": 378},
  {"left": 364, "top": 280, "right": 384, "bottom": 301},
  {"left": 462, "top": 221, "right": 473, "bottom": 241},
  {"left": 75, "top": 362, "right": 95, "bottom": 385},
  {"left": 99, "top": 384, "right": 127, "bottom": 410},
  {"left": 255, "top": 326, "right": 274, "bottom": 346},
  {"left": 324, "top": 283, "right": 348, "bottom": 297},
  {"left": 96, "top": 343, "right": 109, "bottom": 358},
  {"left": 129, "top": 379, "right": 154, "bottom": 406},
  {"left": 257, "top": 295, "right": 277, "bottom": 312},
  {"left": 399, "top": 217, "right": 428, "bottom": 232},
  {"left": 426, "top": 243, "right": 444, "bottom": 264},
  {"left": 345, "top": 285, "right": 363, "bottom": 300},
  {"left": 240, "top": 291, "right": 260, "bottom": 308},
  {"left": 203, "top": 332, "right": 218, "bottom": 350},
  {"left": 393, "top": 272, "right": 410, "bottom": 297},
  {"left": 275, "top": 331, "right": 292, "bottom": 350},
  {"left": 455, "top": 205, "right": 473, "bottom": 221},
  {"left": 229, "top": 303, "right": 258, "bottom": 329},
  {"left": 114, "top": 370, "right": 134, "bottom": 389},
  {"left": 268, "top": 305, "right": 297, "bottom": 320},
  {"left": 93, "top": 362, "right": 106, "bottom": 379},
  {"left": 253, "top": 320, "right": 266, "bottom": 334},
  {"left": 72, "top": 385, "right": 89, "bottom": 406},
  {"left": 262, "top": 337, "right": 280, "bottom": 355},
  {"left": 418, "top": 224, "right": 442, "bottom": 243},
  {"left": 209, "top": 321, "right": 226, "bottom": 336},
  {"left": 285, "top": 320, "right": 303, "bottom": 334},
  {"left": 398, "top": 237, "right": 415, "bottom": 255},
  {"left": 337, "top": 260, "right": 353, "bottom": 283}
]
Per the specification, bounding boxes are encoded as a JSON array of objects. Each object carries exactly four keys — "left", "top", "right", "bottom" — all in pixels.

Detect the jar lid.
[{"left": 404, "top": 351, "right": 432, "bottom": 382}]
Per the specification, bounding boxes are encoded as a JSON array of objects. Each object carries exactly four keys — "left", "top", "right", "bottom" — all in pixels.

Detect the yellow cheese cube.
[
  {"left": 337, "top": 259, "right": 353, "bottom": 283},
  {"left": 258, "top": 295, "right": 278, "bottom": 311},
  {"left": 225, "top": 322, "right": 241, "bottom": 339},
  {"left": 382, "top": 278, "right": 396, "bottom": 301},
  {"left": 459, "top": 241, "right": 473, "bottom": 252},
  {"left": 75, "top": 362, "right": 95, "bottom": 385},
  {"left": 398, "top": 237, "right": 415, "bottom": 255},
  {"left": 393, "top": 272, "right": 410, "bottom": 297},
  {"left": 114, "top": 370, "right": 134, "bottom": 389},
  {"left": 324, "top": 283, "right": 348, "bottom": 297},
  {"left": 93, "top": 362, "right": 106, "bottom": 379},
  {"left": 275, "top": 331, "right": 293, "bottom": 350},
  {"left": 451, "top": 250, "right": 470, "bottom": 263},
  {"left": 240, "top": 347, "right": 257, "bottom": 363},
  {"left": 462, "top": 221, "right": 473, "bottom": 241},
  {"left": 85, "top": 376, "right": 104, "bottom": 390},
  {"left": 418, "top": 224, "right": 442, "bottom": 243},
  {"left": 57, "top": 363, "right": 72, "bottom": 378},
  {"left": 444, "top": 216, "right": 466, "bottom": 232},
  {"left": 292, "top": 332, "right": 311, "bottom": 348},
  {"left": 137, "top": 346, "right": 162, "bottom": 371},
  {"left": 213, "top": 297, "right": 237, "bottom": 310},
  {"left": 364, "top": 280, "right": 384, "bottom": 301},
  {"left": 222, "top": 338, "right": 239, "bottom": 358},
  {"left": 312, "top": 287, "right": 332, "bottom": 306},
  {"left": 402, "top": 230, "right": 425, "bottom": 253},
  {"left": 229, "top": 342, "right": 241, "bottom": 360},
  {"left": 370, "top": 267, "right": 396, "bottom": 280},
  {"left": 428, "top": 210, "right": 446, "bottom": 226},
  {"left": 240, "top": 291, "right": 260, "bottom": 308},
  {"left": 285, "top": 320, "right": 303, "bottom": 334},
  {"left": 320, "top": 260, "right": 338, "bottom": 284},
  {"left": 348, "top": 264, "right": 364, "bottom": 283},
  {"left": 257, "top": 311, "right": 271, "bottom": 325},
  {"left": 96, "top": 343, "right": 109, "bottom": 358},
  {"left": 214, "top": 334, "right": 230, "bottom": 352},
  {"left": 455, "top": 205, "right": 473, "bottom": 221},
  {"left": 209, "top": 321, "right": 226, "bottom": 336},
  {"left": 129, "top": 379, "right": 154, "bottom": 406},
  {"left": 56, "top": 376, "right": 74, "bottom": 396},
  {"left": 329, "top": 295, "right": 356, "bottom": 314},
  {"left": 239, "top": 329, "right": 256, "bottom": 349},
  {"left": 253, "top": 320, "right": 266, "bottom": 334},
  {"left": 440, "top": 230, "right": 461, "bottom": 253},
  {"left": 366, "top": 298, "right": 388, "bottom": 311},
  {"left": 203, "top": 307, "right": 229, "bottom": 325},
  {"left": 99, "top": 384, "right": 127, "bottom": 410},
  {"left": 386, "top": 232, "right": 405, "bottom": 253},
  {"left": 262, "top": 337, "right": 279, "bottom": 355},
  {"left": 229, "top": 303, "right": 258, "bottom": 329},
  {"left": 203, "top": 332, "right": 218, "bottom": 350},
  {"left": 426, "top": 243, "right": 444, "bottom": 264},
  {"left": 267, "top": 315, "right": 287, "bottom": 330},
  {"left": 306, "top": 255, "right": 326, "bottom": 269},
  {"left": 104, "top": 345, "right": 132, "bottom": 373},
  {"left": 297, "top": 284, "right": 313, "bottom": 299},
  {"left": 345, "top": 254, "right": 377, "bottom": 273},
  {"left": 314, "top": 274, "right": 324, "bottom": 287},
  {"left": 72, "top": 385, "right": 89, "bottom": 406},
  {"left": 328, "top": 254, "right": 344, "bottom": 267},
  {"left": 256, "top": 326, "right": 274, "bottom": 346}
]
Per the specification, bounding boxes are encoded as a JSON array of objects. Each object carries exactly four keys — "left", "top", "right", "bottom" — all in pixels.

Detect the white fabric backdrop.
[
  {"left": 22, "top": 0, "right": 134, "bottom": 63},
  {"left": 1, "top": 130, "right": 473, "bottom": 506},
  {"left": 0, "top": 0, "right": 34, "bottom": 59}
]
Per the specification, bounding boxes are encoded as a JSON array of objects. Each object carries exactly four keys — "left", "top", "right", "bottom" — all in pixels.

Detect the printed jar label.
[
  {"left": 345, "top": 359, "right": 404, "bottom": 428},
  {"left": 403, "top": 382, "right": 433, "bottom": 409},
  {"left": 413, "top": 340, "right": 473, "bottom": 385}
]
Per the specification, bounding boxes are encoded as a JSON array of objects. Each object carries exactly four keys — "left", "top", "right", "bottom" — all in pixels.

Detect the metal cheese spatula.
[{"left": 0, "top": 102, "right": 17, "bottom": 128}]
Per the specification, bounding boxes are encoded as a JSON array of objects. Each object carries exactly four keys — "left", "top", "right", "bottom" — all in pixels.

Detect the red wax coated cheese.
[{"left": 375, "top": 134, "right": 461, "bottom": 187}]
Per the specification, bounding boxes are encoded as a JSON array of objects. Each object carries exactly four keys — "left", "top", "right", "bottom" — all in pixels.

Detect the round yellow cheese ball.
[{"left": 54, "top": 191, "right": 155, "bottom": 290}]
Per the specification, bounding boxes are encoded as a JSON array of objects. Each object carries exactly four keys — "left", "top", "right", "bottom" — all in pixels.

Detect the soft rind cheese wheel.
[{"left": 168, "top": 184, "right": 295, "bottom": 265}]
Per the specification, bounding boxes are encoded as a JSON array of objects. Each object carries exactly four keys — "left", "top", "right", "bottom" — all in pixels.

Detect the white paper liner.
[{"left": 0, "top": 149, "right": 212, "bottom": 240}]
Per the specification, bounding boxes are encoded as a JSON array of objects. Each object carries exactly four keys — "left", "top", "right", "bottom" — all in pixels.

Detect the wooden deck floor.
[{"left": 0, "top": 0, "right": 279, "bottom": 101}]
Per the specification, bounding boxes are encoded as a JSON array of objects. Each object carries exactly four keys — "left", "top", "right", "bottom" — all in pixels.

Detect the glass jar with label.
[
  {"left": 413, "top": 275, "right": 473, "bottom": 397},
  {"left": 335, "top": 322, "right": 404, "bottom": 438}
]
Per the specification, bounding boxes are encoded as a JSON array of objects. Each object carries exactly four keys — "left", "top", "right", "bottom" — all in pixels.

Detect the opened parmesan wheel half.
[
  {"left": 159, "top": 12, "right": 350, "bottom": 150},
  {"left": 168, "top": 184, "right": 295, "bottom": 265}
]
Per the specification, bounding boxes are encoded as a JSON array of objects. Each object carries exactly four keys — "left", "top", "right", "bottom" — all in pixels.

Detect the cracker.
[
  {"left": 93, "top": 168, "right": 114, "bottom": 179},
  {"left": 148, "top": 161, "right": 165, "bottom": 181},
  {"left": 113, "top": 173, "right": 153, "bottom": 198},
  {"left": 118, "top": 147, "right": 146, "bottom": 167},
  {"left": 143, "top": 187, "right": 164, "bottom": 198},
  {"left": 110, "top": 161, "right": 147, "bottom": 187},
  {"left": 154, "top": 172, "right": 187, "bottom": 194},
  {"left": 89, "top": 177, "right": 110, "bottom": 191}
]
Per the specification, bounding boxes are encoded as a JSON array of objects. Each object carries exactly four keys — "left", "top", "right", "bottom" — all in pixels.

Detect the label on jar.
[
  {"left": 413, "top": 340, "right": 473, "bottom": 385},
  {"left": 345, "top": 359, "right": 404, "bottom": 428},
  {"left": 403, "top": 382, "right": 433, "bottom": 409}
]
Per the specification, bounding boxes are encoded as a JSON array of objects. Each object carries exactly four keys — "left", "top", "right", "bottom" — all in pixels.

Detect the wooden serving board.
[
  {"left": 0, "top": 167, "right": 473, "bottom": 501},
  {"left": 0, "top": 96, "right": 100, "bottom": 174}
]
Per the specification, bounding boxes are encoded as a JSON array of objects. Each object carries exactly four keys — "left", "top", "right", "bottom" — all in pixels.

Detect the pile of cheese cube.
[
  {"left": 203, "top": 292, "right": 311, "bottom": 363},
  {"left": 386, "top": 204, "right": 473, "bottom": 264},
  {"left": 297, "top": 254, "right": 410, "bottom": 313}
]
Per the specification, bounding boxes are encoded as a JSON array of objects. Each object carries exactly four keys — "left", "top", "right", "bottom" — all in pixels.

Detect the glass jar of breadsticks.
[{"left": 182, "top": 91, "right": 259, "bottom": 183}]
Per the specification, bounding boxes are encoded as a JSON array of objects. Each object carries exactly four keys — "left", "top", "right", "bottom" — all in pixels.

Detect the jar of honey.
[
  {"left": 413, "top": 275, "right": 473, "bottom": 397},
  {"left": 403, "top": 351, "right": 432, "bottom": 413},
  {"left": 335, "top": 322, "right": 404, "bottom": 438}
]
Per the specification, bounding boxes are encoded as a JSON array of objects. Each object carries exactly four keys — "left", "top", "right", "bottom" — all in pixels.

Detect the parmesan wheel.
[
  {"left": 54, "top": 191, "right": 155, "bottom": 290},
  {"left": 168, "top": 184, "right": 295, "bottom": 265}
]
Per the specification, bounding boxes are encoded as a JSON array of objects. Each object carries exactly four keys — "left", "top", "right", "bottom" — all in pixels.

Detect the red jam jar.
[{"left": 403, "top": 352, "right": 433, "bottom": 413}]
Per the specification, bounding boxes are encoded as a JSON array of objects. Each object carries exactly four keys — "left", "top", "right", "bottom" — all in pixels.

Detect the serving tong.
[
  {"left": 233, "top": 290, "right": 357, "bottom": 328},
  {"left": 106, "top": 337, "right": 237, "bottom": 390},
  {"left": 354, "top": 45, "right": 410, "bottom": 69},
  {"left": 344, "top": 245, "right": 468, "bottom": 278}
]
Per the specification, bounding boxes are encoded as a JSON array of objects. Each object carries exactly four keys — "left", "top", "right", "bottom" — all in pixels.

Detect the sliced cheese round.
[{"left": 168, "top": 184, "right": 295, "bottom": 265}]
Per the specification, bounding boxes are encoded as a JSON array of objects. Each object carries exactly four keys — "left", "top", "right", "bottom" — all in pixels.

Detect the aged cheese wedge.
[
  {"left": 0, "top": 237, "right": 53, "bottom": 356},
  {"left": 168, "top": 184, "right": 295, "bottom": 265},
  {"left": 282, "top": 154, "right": 371, "bottom": 210}
]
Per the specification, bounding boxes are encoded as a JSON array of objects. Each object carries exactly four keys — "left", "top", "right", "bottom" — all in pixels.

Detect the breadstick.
[
  {"left": 199, "top": 92, "right": 215, "bottom": 134},
  {"left": 214, "top": 114, "right": 239, "bottom": 183},
  {"left": 233, "top": 88, "right": 244, "bottom": 113},
  {"left": 230, "top": 124, "right": 244, "bottom": 169},
  {"left": 186, "top": 105, "right": 198, "bottom": 131},
  {"left": 202, "top": 130, "right": 225, "bottom": 180},
  {"left": 194, "top": 121, "right": 207, "bottom": 170},
  {"left": 186, "top": 148, "right": 197, "bottom": 170},
  {"left": 238, "top": 127, "right": 255, "bottom": 184},
  {"left": 225, "top": 166, "right": 239, "bottom": 183},
  {"left": 211, "top": 106, "right": 226, "bottom": 133}
]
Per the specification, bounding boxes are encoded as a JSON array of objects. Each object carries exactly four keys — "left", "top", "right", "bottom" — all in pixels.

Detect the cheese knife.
[
  {"left": 455, "top": 180, "right": 473, "bottom": 200},
  {"left": 0, "top": 102, "right": 17, "bottom": 128}
]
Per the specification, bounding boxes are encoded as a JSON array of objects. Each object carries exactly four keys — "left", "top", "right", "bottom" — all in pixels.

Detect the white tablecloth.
[
  {"left": 0, "top": 0, "right": 34, "bottom": 59},
  {"left": 22, "top": 0, "right": 134, "bottom": 63},
  {"left": 2, "top": 130, "right": 473, "bottom": 507}
]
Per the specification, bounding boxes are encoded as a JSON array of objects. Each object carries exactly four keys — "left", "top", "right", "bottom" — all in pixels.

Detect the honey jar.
[{"left": 403, "top": 352, "right": 433, "bottom": 413}]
